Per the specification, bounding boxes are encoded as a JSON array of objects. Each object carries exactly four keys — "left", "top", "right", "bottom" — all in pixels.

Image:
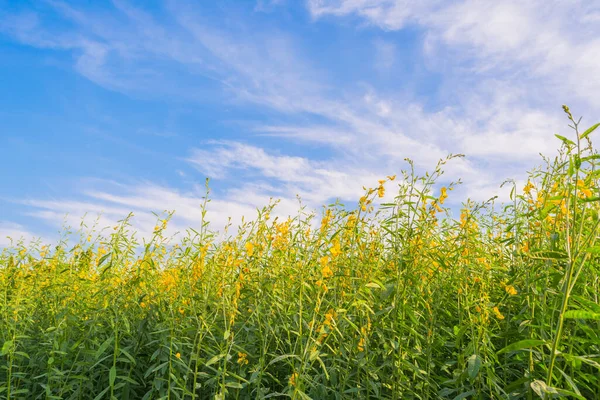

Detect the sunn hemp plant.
[{"left": 1, "top": 106, "right": 599, "bottom": 399}]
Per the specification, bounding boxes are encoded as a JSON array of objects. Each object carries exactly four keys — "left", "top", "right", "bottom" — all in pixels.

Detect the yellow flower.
[
  {"left": 439, "top": 187, "right": 448, "bottom": 204},
  {"left": 387, "top": 175, "right": 396, "bottom": 181},
  {"left": 377, "top": 185, "right": 385, "bottom": 198},
  {"left": 330, "top": 241, "right": 342, "bottom": 258},
  {"left": 321, "top": 264, "right": 333, "bottom": 278},
  {"left": 289, "top": 372, "right": 298, "bottom": 387},
  {"left": 175, "top": 352, "right": 181, "bottom": 359},
  {"left": 321, "top": 209, "right": 332, "bottom": 227},
  {"left": 324, "top": 309, "right": 335, "bottom": 327},
  {"left": 245, "top": 242, "right": 255, "bottom": 257},
  {"left": 577, "top": 179, "right": 592, "bottom": 198},
  {"left": 460, "top": 209, "right": 469, "bottom": 228},
  {"left": 523, "top": 181, "right": 535, "bottom": 195},
  {"left": 316, "top": 332, "right": 328, "bottom": 344},
  {"left": 505, "top": 285, "right": 518, "bottom": 296},
  {"left": 358, "top": 337, "right": 365, "bottom": 352},
  {"left": 237, "top": 352, "right": 249, "bottom": 365},
  {"left": 161, "top": 270, "right": 177, "bottom": 292},
  {"left": 493, "top": 306, "right": 505, "bottom": 320}
]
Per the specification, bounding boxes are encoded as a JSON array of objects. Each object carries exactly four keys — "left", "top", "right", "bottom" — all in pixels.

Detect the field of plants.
[{"left": 1, "top": 108, "right": 599, "bottom": 399}]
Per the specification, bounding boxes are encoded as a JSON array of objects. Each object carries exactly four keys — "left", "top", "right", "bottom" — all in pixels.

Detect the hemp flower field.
[{"left": 1, "top": 109, "right": 600, "bottom": 399}]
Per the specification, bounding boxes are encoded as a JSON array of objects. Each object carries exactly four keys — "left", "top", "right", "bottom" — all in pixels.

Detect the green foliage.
[{"left": 1, "top": 109, "right": 599, "bottom": 399}]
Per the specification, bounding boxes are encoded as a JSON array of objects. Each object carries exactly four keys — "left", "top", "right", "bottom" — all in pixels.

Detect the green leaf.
[
  {"left": 555, "top": 134, "right": 576, "bottom": 146},
  {"left": 438, "top": 388, "right": 456, "bottom": 397},
  {"left": 14, "top": 351, "right": 29, "bottom": 359},
  {"left": 268, "top": 354, "right": 300, "bottom": 366},
  {"left": 119, "top": 348, "right": 137, "bottom": 365},
  {"left": 92, "top": 387, "right": 110, "bottom": 400},
  {"left": 453, "top": 390, "right": 476, "bottom": 400},
  {"left": 574, "top": 154, "right": 581, "bottom": 169},
  {"left": 1, "top": 340, "right": 13, "bottom": 356},
  {"left": 580, "top": 122, "right": 600, "bottom": 139},
  {"left": 148, "top": 361, "right": 169, "bottom": 375},
  {"left": 309, "top": 347, "right": 319, "bottom": 361},
  {"left": 580, "top": 196, "right": 600, "bottom": 203},
  {"left": 109, "top": 366, "right": 117, "bottom": 386},
  {"left": 527, "top": 251, "right": 568, "bottom": 261},
  {"left": 572, "top": 295, "right": 600, "bottom": 313},
  {"left": 98, "top": 253, "right": 112, "bottom": 269},
  {"left": 530, "top": 380, "right": 559, "bottom": 398},
  {"left": 556, "top": 366, "right": 582, "bottom": 397},
  {"left": 497, "top": 339, "right": 546, "bottom": 354},
  {"left": 581, "top": 154, "right": 600, "bottom": 163},
  {"left": 205, "top": 354, "right": 223, "bottom": 367},
  {"left": 118, "top": 375, "right": 139, "bottom": 385},
  {"left": 94, "top": 337, "right": 114, "bottom": 360},
  {"left": 563, "top": 310, "right": 600, "bottom": 320},
  {"left": 466, "top": 354, "right": 481, "bottom": 379},
  {"left": 554, "top": 388, "right": 586, "bottom": 400}
]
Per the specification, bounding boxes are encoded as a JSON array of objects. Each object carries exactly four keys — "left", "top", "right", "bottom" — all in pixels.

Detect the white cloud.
[
  {"left": 254, "top": 125, "right": 354, "bottom": 146},
  {"left": 186, "top": 142, "right": 393, "bottom": 204},
  {"left": 308, "top": 0, "right": 600, "bottom": 110},
  {"left": 307, "top": 0, "right": 439, "bottom": 29},
  {"left": 22, "top": 184, "right": 255, "bottom": 240},
  {"left": 187, "top": 142, "right": 318, "bottom": 183},
  {"left": 0, "top": 222, "right": 38, "bottom": 247}
]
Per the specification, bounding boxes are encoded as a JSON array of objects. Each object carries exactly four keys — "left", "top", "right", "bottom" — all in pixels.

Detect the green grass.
[{"left": 1, "top": 107, "right": 599, "bottom": 399}]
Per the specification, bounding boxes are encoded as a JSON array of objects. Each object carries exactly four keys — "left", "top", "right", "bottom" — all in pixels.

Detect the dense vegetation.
[{"left": 1, "top": 107, "right": 599, "bottom": 399}]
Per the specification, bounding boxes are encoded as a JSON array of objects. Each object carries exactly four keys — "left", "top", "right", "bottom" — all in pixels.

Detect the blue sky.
[{"left": 1, "top": 0, "right": 600, "bottom": 245}]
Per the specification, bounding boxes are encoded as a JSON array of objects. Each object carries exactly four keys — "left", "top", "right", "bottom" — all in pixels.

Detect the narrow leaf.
[
  {"left": 1, "top": 340, "right": 13, "bottom": 356},
  {"left": 563, "top": 310, "right": 600, "bottom": 320},
  {"left": 497, "top": 339, "right": 546, "bottom": 354},
  {"left": 109, "top": 366, "right": 117, "bottom": 386},
  {"left": 580, "top": 122, "right": 600, "bottom": 139},
  {"left": 466, "top": 354, "right": 481, "bottom": 379},
  {"left": 453, "top": 390, "right": 476, "bottom": 400},
  {"left": 555, "top": 134, "right": 576, "bottom": 146}
]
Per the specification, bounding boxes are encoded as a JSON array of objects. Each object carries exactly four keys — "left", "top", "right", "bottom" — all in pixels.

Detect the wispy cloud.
[
  {"left": 187, "top": 141, "right": 391, "bottom": 204},
  {"left": 308, "top": 0, "right": 600, "bottom": 109},
  {"left": 0, "top": 221, "right": 39, "bottom": 247}
]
